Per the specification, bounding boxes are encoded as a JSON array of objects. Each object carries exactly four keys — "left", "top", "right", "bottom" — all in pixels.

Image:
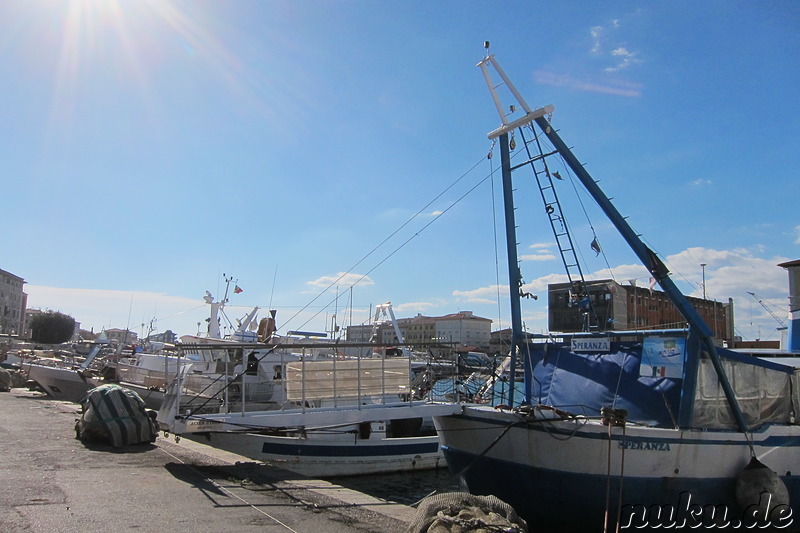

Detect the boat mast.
[
  {"left": 479, "top": 48, "right": 553, "bottom": 406},
  {"left": 498, "top": 130, "right": 522, "bottom": 407},
  {"left": 478, "top": 48, "right": 751, "bottom": 438}
]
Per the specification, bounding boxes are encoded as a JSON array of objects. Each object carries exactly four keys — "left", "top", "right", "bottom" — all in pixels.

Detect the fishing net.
[
  {"left": 406, "top": 491, "right": 528, "bottom": 533},
  {"left": 75, "top": 383, "right": 157, "bottom": 447}
]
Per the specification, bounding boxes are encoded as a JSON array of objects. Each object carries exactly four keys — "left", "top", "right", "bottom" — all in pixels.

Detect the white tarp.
[
  {"left": 692, "top": 357, "right": 794, "bottom": 429},
  {"left": 285, "top": 358, "right": 410, "bottom": 401}
]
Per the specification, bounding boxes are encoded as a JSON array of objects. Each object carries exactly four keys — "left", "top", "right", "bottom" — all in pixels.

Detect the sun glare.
[{"left": 23, "top": 0, "right": 312, "bottom": 156}]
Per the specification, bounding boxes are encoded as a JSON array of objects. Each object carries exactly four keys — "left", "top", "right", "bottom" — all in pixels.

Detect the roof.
[
  {"left": 778, "top": 260, "right": 800, "bottom": 268},
  {"left": 397, "top": 311, "right": 492, "bottom": 323},
  {"left": 435, "top": 312, "right": 492, "bottom": 322},
  {"left": 0, "top": 268, "right": 25, "bottom": 282}
]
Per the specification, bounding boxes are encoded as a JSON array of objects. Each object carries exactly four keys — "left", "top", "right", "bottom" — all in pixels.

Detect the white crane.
[{"left": 747, "top": 291, "right": 787, "bottom": 328}]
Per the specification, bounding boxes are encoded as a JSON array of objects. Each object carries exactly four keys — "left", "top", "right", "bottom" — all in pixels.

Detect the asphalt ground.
[{"left": 0, "top": 388, "right": 419, "bottom": 533}]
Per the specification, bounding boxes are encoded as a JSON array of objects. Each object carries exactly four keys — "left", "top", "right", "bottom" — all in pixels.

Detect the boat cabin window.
[{"left": 245, "top": 351, "right": 258, "bottom": 375}]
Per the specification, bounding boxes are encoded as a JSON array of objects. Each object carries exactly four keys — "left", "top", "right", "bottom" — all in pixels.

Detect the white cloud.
[
  {"left": 529, "top": 242, "right": 555, "bottom": 249},
  {"left": 590, "top": 25, "right": 604, "bottom": 53},
  {"left": 392, "top": 301, "right": 439, "bottom": 314},
  {"left": 520, "top": 253, "right": 557, "bottom": 262},
  {"left": 306, "top": 272, "right": 374, "bottom": 289},
  {"left": 25, "top": 286, "right": 206, "bottom": 337},
  {"left": 591, "top": 263, "right": 650, "bottom": 283},
  {"left": 535, "top": 70, "right": 642, "bottom": 98},
  {"left": 451, "top": 247, "right": 791, "bottom": 340},
  {"left": 663, "top": 247, "right": 789, "bottom": 298},
  {"left": 587, "top": 20, "right": 643, "bottom": 73},
  {"left": 24, "top": 248, "right": 794, "bottom": 344},
  {"left": 795, "top": 225, "right": 800, "bottom": 244},
  {"left": 604, "top": 47, "right": 642, "bottom": 73},
  {"left": 453, "top": 285, "right": 506, "bottom": 304}
]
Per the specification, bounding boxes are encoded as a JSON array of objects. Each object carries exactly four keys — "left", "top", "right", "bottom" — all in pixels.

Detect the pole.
[
  {"left": 701, "top": 263, "right": 707, "bottom": 300},
  {"left": 499, "top": 131, "right": 523, "bottom": 407}
]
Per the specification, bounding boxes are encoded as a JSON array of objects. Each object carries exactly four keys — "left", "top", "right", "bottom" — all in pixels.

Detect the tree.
[
  {"left": 78, "top": 329, "right": 97, "bottom": 341},
  {"left": 29, "top": 311, "right": 76, "bottom": 344}
]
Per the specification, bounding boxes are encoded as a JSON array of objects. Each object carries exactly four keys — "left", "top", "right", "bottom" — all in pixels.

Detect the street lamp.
[{"left": 700, "top": 263, "right": 707, "bottom": 300}]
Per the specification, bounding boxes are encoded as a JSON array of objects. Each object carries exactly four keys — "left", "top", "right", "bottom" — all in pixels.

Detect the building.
[
  {"left": 396, "top": 314, "right": 437, "bottom": 344},
  {"left": 0, "top": 268, "right": 26, "bottom": 336},
  {"left": 102, "top": 328, "right": 139, "bottom": 345},
  {"left": 432, "top": 311, "right": 492, "bottom": 348},
  {"left": 548, "top": 280, "right": 733, "bottom": 345},
  {"left": 346, "top": 310, "right": 493, "bottom": 351},
  {"left": 147, "top": 330, "right": 178, "bottom": 345}
]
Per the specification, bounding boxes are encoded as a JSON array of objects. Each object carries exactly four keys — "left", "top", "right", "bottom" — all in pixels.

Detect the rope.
[
  {"left": 603, "top": 419, "right": 613, "bottom": 533},
  {"left": 449, "top": 418, "right": 522, "bottom": 481}
]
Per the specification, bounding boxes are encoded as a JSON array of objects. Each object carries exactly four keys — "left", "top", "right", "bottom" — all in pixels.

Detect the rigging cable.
[
  {"left": 528, "top": 125, "right": 618, "bottom": 285},
  {"left": 521, "top": 124, "right": 602, "bottom": 330},
  {"left": 285, "top": 154, "right": 492, "bottom": 333},
  {"left": 488, "top": 139, "right": 505, "bottom": 335}
]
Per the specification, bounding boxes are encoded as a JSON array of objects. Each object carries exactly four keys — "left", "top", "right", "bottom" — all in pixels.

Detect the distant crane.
[{"left": 747, "top": 291, "right": 787, "bottom": 328}]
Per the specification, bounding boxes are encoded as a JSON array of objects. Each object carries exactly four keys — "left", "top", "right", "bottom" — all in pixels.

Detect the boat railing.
[{"left": 156, "top": 341, "right": 465, "bottom": 434}]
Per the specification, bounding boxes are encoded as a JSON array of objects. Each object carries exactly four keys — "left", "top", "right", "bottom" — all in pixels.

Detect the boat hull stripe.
[{"left": 260, "top": 441, "right": 440, "bottom": 457}]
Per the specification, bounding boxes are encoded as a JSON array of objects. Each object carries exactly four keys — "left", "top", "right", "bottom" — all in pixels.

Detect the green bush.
[{"left": 29, "top": 311, "right": 76, "bottom": 344}]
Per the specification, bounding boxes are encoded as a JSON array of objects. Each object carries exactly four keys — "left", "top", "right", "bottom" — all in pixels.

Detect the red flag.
[{"left": 234, "top": 285, "right": 243, "bottom": 294}]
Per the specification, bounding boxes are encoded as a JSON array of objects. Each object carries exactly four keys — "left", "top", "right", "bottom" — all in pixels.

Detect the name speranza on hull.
[
  {"left": 433, "top": 50, "right": 800, "bottom": 531},
  {"left": 434, "top": 329, "right": 800, "bottom": 530}
]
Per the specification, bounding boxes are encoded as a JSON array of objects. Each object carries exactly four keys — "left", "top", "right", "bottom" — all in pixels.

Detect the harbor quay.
[{"left": 0, "top": 389, "right": 417, "bottom": 533}]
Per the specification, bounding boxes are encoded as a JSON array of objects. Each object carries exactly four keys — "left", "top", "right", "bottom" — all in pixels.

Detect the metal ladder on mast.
[
  {"left": 479, "top": 50, "right": 600, "bottom": 331},
  {"left": 518, "top": 127, "right": 601, "bottom": 331}
]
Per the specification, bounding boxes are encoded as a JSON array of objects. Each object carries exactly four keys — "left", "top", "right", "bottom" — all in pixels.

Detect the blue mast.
[
  {"left": 498, "top": 131, "right": 523, "bottom": 407},
  {"left": 478, "top": 50, "right": 751, "bottom": 438}
]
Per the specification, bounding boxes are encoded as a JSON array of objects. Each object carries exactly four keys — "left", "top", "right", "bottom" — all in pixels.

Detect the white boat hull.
[
  {"left": 186, "top": 425, "right": 444, "bottom": 477},
  {"left": 435, "top": 405, "right": 800, "bottom": 530},
  {"left": 26, "top": 364, "right": 101, "bottom": 403}
]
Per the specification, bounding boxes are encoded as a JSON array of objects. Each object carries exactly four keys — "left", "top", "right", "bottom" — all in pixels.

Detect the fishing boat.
[
  {"left": 433, "top": 51, "right": 800, "bottom": 531},
  {"left": 157, "top": 304, "right": 462, "bottom": 477},
  {"left": 107, "top": 279, "right": 283, "bottom": 411}
]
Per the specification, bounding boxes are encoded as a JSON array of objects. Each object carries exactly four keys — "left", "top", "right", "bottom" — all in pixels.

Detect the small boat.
[
  {"left": 185, "top": 419, "right": 443, "bottom": 477},
  {"left": 433, "top": 51, "right": 800, "bottom": 531},
  {"left": 25, "top": 344, "right": 105, "bottom": 402},
  {"left": 157, "top": 303, "right": 462, "bottom": 477}
]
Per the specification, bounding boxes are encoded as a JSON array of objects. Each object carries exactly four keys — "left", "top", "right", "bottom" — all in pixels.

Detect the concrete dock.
[{"left": 0, "top": 388, "right": 418, "bottom": 532}]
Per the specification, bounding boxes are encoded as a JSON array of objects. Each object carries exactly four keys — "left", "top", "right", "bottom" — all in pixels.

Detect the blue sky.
[{"left": 3, "top": 1, "right": 798, "bottom": 343}]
